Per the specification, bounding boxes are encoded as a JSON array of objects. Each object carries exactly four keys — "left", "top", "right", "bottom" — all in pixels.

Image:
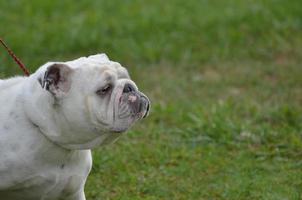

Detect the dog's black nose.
[{"left": 123, "top": 83, "right": 135, "bottom": 93}]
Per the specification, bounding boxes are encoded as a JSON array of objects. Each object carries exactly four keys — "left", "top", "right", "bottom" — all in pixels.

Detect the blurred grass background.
[{"left": 1, "top": 0, "right": 302, "bottom": 199}]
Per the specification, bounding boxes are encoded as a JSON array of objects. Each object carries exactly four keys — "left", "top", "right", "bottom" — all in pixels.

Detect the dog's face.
[{"left": 37, "top": 54, "right": 150, "bottom": 148}]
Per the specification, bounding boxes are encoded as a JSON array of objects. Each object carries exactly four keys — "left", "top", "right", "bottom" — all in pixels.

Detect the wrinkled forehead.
[
  {"left": 66, "top": 56, "right": 130, "bottom": 80},
  {"left": 81, "top": 64, "right": 129, "bottom": 81}
]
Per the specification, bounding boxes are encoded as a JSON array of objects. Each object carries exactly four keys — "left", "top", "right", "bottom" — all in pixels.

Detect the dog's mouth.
[
  {"left": 117, "top": 92, "right": 150, "bottom": 120},
  {"left": 107, "top": 85, "right": 150, "bottom": 133}
]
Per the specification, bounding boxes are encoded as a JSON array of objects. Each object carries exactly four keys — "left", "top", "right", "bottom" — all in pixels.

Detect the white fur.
[{"left": 0, "top": 54, "right": 149, "bottom": 199}]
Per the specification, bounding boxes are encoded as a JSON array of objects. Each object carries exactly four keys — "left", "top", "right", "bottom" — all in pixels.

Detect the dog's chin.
[
  {"left": 110, "top": 117, "right": 136, "bottom": 134},
  {"left": 110, "top": 112, "right": 141, "bottom": 134},
  {"left": 111, "top": 127, "right": 128, "bottom": 133}
]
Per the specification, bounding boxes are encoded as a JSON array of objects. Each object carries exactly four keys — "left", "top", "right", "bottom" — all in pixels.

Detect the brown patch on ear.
[{"left": 43, "top": 63, "right": 73, "bottom": 96}]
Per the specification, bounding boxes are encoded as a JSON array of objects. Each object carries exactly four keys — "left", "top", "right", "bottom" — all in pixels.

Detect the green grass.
[{"left": 1, "top": 0, "right": 302, "bottom": 199}]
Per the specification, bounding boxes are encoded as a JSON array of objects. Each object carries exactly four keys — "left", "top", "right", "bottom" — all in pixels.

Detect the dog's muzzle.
[{"left": 122, "top": 83, "right": 150, "bottom": 119}]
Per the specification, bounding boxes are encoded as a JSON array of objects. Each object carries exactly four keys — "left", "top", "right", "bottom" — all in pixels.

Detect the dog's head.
[{"left": 34, "top": 54, "right": 150, "bottom": 149}]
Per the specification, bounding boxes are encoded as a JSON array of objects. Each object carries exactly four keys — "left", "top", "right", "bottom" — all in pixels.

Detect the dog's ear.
[{"left": 40, "top": 63, "right": 73, "bottom": 97}]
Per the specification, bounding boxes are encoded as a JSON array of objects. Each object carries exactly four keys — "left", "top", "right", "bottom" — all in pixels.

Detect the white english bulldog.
[{"left": 0, "top": 54, "right": 150, "bottom": 200}]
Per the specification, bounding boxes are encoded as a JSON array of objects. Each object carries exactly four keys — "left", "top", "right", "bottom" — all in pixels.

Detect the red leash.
[{"left": 0, "top": 38, "right": 30, "bottom": 76}]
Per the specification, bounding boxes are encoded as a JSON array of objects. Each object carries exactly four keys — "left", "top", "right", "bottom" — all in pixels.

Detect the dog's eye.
[{"left": 96, "top": 84, "right": 112, "bottom": 95}]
